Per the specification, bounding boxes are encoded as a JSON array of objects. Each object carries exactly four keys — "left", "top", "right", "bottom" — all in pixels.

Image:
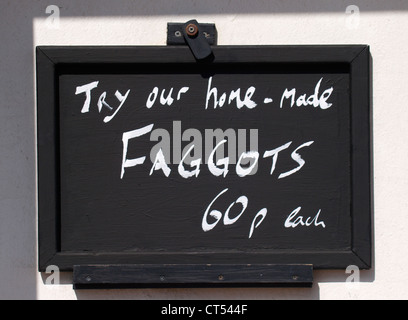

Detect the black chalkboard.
[{"left": 37, "top": 46, "right": 371, "bottom": 281}]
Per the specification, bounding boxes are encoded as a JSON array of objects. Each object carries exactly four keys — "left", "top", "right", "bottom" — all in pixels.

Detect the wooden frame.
[{"left": 37, "top": 46, "right": 372, "bottom": 280}]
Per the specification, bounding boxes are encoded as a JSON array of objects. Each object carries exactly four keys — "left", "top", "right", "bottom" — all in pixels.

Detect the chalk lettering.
[
  {"left": 279, "top": 141, "right": 314, "bottom": 179},
  {"left": 280, "top": 78, "right": 333, "bottom": 109},
  {"left": 75, "top": 81, "right": 99, "bottom": 113},
  {"left": 121, "top": 124, "right": 154, "bottom": 179},
  {"left": 146, "top": 86, "right": 190, "bottom": 108},
  {"left": 202, "top": 188, "right": 267, "bottom": 238},
  {"left": 284, "top": 207, "right": 326, "bottom": 228},
  {"left": 205, "top": 76, "right": 257, "bottom": 109}
]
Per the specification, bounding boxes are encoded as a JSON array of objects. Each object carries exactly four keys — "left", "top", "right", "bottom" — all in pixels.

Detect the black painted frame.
[{"left": 36, "top": 46, "right": 371, "bottom": 276}]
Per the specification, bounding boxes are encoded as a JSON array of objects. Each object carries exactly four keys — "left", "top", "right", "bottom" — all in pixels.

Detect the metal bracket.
[{"left": 167, "top": 20, "right": 217, "bottom": 61}]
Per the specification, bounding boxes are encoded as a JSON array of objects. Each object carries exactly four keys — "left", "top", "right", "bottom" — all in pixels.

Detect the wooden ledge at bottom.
[{"left": 73, "top": 264, "right": 313, "bottom": 289}]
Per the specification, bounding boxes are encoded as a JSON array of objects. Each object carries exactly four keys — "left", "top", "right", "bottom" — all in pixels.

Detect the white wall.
[{"left": 1, "top": 0, "right": 408, "bottom": 300}]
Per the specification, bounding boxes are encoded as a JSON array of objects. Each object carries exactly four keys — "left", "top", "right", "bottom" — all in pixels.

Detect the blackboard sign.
[{"left": 37, "top": 46, "right": 371, "bottom": 286}]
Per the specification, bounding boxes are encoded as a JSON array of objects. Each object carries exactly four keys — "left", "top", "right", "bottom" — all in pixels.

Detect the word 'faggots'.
[{"left": 120, "top": 122, "right": 314, "bottom": 180}]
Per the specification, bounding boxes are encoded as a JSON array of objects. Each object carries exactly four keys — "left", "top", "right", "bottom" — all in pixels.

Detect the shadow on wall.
[
  {"left": 27, "top": 0, "right": 408, "bottom": 16},
  {"left": 0, "top": 0, "right": 388, "bottom": 299}
]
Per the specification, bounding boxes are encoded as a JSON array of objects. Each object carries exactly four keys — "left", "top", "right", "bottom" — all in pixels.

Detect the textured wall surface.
[{"left": 1, "top": 0, "right": 408, "bottom": 299}]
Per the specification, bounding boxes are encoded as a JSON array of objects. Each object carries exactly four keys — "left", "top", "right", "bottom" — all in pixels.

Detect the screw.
[
  {"left": 218, "top": 275, "right": 224, "bottom": 281},
  {"left": 175, "top": 31, "right": 182, "bottom": 37},
  {"left": 292, "top": 275, "right": 299, "bottom": 281},
  {"left": 185, "top": 23, "right": 198, "bottom": 37},
  {"left": 160, "top": 275, "right": 165, "bottom": 281},
  {"left": 85, "top": 275, "right": 92, "bottom": 282}
]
